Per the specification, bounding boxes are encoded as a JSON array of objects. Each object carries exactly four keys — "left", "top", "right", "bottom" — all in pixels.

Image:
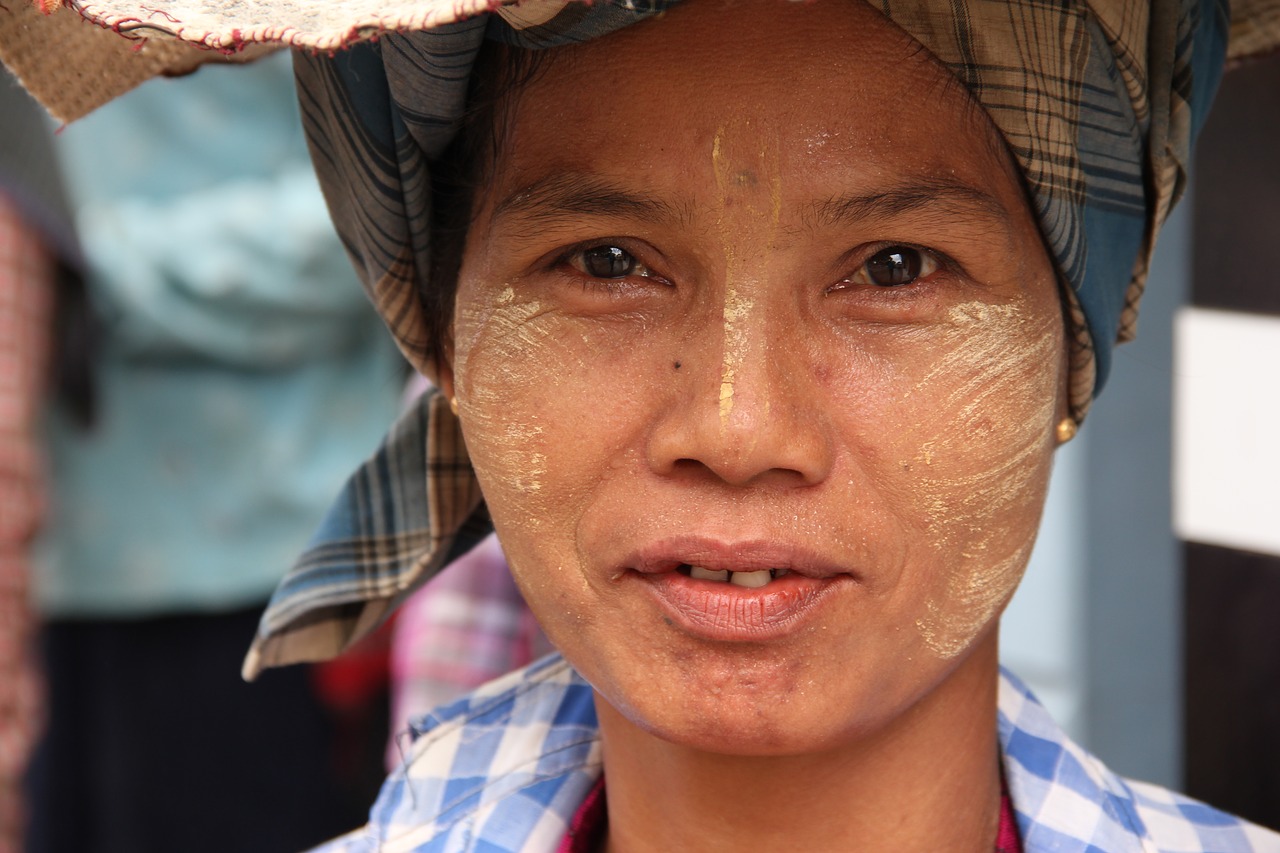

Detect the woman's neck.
[{"left": 594, "top": 635, "right": 1003, "bottom": 853}]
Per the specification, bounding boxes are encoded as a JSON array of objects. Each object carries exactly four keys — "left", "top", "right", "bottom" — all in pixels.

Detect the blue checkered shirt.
[{"left": 312, "top": 655, "right": 1279, "bottom": 852}]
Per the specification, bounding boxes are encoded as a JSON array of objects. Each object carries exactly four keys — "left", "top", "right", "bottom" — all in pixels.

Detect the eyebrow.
[
  {"left": 492, "top": 173, "right": 692, "bottom": 228},
  {"left": 491, "top": 172, "right": 1011, "bottom": 234},
  {"left": 806, "top": 179, "right": 1013, "bottom": 231}
]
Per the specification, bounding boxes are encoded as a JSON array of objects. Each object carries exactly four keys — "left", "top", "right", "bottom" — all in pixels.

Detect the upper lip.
[{"left": 622, "top": 535, "right": 854, "bottom": 580}]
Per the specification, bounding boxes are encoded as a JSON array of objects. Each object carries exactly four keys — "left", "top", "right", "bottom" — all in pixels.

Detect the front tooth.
[
  {"left": 689, "top": 565, "right": 730, "bottom": 582},
  {"left": 730, "top": 569, "right": 772, "bottom": 588}
]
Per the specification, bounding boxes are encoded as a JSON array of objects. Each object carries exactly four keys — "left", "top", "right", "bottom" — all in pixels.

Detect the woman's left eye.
[
  {"left": 846, "top": 245, "right": 940, "bottom": 288},
  {"left": 567, "top": 244, "right": 653, "bottom": 279}
]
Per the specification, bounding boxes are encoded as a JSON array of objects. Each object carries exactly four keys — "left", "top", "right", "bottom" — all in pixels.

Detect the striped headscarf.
[{"left": 239, "top": 0, "right": 1261, "bottom": 674}]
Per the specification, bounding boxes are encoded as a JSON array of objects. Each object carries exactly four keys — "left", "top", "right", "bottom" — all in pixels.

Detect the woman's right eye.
[
  {"left": 858, "top": 245, "right": 937, "bottom": 287},
  {"left": 567, "top": 244, "right": 650, "bottom": 279}
]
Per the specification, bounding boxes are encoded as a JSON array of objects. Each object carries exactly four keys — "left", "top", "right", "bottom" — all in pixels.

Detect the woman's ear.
[
  {"left": 1054, "top": 319, "right": 1077, "bottom": 446},
  {"left": 433, "top": 365, "right": 455, "bottom": 405},
  {"left": 432, "top": 337, "right": 457, "bottom": 409}
]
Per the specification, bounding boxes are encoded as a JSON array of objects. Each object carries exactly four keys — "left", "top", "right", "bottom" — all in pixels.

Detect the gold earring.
[
  {"left": 1055, "top": 417, "right": 1077, "bottom": 444},
  {"left": 449, "top": 396, "right": 460, "bottom": 416}
]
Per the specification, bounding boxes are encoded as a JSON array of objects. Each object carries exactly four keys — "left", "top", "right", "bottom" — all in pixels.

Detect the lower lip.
[{"left": 637, "top": 570, "right": 848, "bottom": 641}]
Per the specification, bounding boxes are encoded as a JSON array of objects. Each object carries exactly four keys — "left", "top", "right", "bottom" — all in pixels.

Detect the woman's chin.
[
  {"left": 660, "top": 726, "right": 821, "bottom": 758},
  {"left": 584, "top": 623, "right": 1000, "bottom": 761},
  {"left": 592, "top": 663, "right": 897, "bottom": 759}
]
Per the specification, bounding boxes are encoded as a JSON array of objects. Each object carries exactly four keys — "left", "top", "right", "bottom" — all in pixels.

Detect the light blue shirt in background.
[{"left": 35, "top": 52, "right": 405, "bottom": 617}]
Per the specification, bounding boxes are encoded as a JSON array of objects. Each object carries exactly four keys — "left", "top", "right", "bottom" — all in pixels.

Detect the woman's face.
[{"left": 445, "top": 0, "right": 1066, "bottom": 755}]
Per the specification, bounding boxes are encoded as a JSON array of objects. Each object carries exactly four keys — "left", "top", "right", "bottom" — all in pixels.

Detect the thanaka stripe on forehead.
[
  {"left": 492, "top": 173, "right": 693, "bottom": 229},
  {"left": 807, "top": 180, "right": 1013, "bottom": 231}
]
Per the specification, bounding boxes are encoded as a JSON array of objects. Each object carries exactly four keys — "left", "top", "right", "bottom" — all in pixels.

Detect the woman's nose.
[{"left": 646, "top": 313, "right": 835, "bottom": 489}]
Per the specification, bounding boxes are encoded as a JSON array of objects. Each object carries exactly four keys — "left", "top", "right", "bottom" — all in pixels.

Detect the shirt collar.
[{"left": 321, "top": 657, "right": 1237, "bottom": 853}]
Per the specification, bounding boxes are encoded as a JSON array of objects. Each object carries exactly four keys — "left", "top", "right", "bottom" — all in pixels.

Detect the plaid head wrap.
[{"left": 2, "top": 0, "right": 1271, "bottom": 671}]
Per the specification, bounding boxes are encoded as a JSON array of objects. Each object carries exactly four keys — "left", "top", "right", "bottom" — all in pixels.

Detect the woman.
[
  {"left": 419, "top": 9, "right": 1067, "bottom": 847},
  {"left": 3, "top": 0, "right": 1279, "bottom": 850}
]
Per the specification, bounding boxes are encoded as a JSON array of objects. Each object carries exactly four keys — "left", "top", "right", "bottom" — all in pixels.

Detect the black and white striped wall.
[{"left": 1177, "top": 52, "right": 1280, "bottom": 828}]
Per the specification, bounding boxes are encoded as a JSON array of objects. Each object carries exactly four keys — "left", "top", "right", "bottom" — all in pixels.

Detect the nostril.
[
  {"left": 669, "top": 457, "right": 719, "bottom": 479},
  {"left": 647, "top": 382, "right": 834, "bottom": 487}
]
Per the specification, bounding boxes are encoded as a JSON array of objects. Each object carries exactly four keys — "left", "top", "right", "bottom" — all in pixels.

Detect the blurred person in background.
[
  {"left": 0, "top": 68, "right": 83, "bottom": 853},
  {"left": 22, "top": 53, "right": 404, "bottom": 853}
]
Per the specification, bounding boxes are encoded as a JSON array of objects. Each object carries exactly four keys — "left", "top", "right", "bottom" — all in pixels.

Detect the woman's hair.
[{"left": 422, "top": 42, "right": 551, "bottom": 369}]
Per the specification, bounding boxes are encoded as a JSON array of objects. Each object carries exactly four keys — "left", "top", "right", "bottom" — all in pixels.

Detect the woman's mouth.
[
  {"left": 679, "top": 564, "right": 790, "bottom": 587},
  {"left": 622, "top": 540, "right": 856, "bottom": 641}
]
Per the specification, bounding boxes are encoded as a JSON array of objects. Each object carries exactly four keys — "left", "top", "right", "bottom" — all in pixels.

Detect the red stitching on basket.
[{"left": 140, "top": 6, "right": 179, "bottom": 21}]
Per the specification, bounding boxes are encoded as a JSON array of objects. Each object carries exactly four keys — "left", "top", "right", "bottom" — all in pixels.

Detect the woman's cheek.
[
  {"left": 453, "top": 294, "right": 561, "bottom": 520},
  {"left": 452, "top": 292, "right": 670, "bottom": 652},
  {"left": 891, "top": 301, "right": 1063, "bottom": 658},
  {"left": 453, "top": 292, "right": 654, "bottom": 540}
]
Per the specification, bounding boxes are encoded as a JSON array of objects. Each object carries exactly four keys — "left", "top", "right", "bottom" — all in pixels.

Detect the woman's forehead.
[
  {"left": 510, "top": 0, "right": 970, "bottom": 135},
  {"left": 484, "top": 0, "right": 1022, "bottom": 231}
]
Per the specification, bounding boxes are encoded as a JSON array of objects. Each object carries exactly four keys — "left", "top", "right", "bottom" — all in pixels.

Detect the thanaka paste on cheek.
[
  {"left": 451, "top": 268, "right": 661, "bottom": 642},
  {"left": 906, "top": 299, "right": 1061, "bottom": 658},
  {"left": 451, "top": 278, "right": 614, "bottom": 633},
  {"left": 453, "top": 286, "right": 552, "bottom": 500}
]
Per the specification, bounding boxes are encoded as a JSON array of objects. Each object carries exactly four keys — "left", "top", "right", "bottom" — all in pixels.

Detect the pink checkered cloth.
[
  {"left": 387, "top": 530, "right": 552, "bottom": 768},
  {"left": 555, "top": 778, "right": 1025, "bottom": 852},
  {"left": 0, "top": 192, "right": 53, "bottom": 853}
]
